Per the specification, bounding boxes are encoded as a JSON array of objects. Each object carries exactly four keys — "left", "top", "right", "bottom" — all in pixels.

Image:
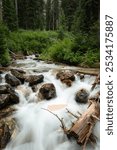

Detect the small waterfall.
[{"left": 3, "top": 57, "right": 99, "bottom": 150}]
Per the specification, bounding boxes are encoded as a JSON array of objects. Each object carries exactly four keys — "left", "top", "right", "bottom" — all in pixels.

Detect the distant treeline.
[{"left": 1, "top": 0, "right": 99, "bottom": 33}]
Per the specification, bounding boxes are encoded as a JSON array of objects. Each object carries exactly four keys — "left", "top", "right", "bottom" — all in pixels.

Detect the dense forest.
[{"left": 0, "top": 0, "right": 100, "bottom": 67}]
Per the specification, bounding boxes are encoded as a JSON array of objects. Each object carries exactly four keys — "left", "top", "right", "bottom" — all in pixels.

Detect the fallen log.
[
  {"left": 67, "top": 100, "right": 100, "bottom": 150},
  {"left": 43, "top": 99, "right": 100, "bottom": 150}
]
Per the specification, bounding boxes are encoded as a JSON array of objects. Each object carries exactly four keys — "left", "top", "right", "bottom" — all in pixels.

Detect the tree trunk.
[
  {"left": 15, "top": 0, "right": 18, "bottom": 27},
  {"left": 0, "top": 0, "right": 2, "bottom": 21}
]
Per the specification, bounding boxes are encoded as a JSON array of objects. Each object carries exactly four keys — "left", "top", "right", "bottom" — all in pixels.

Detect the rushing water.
[{"left": 4, "top": 56, "right": 100, "bottom": 150}]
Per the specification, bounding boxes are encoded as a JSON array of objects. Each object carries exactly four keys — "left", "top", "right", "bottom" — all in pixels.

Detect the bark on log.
[{"left": 67, "top": 100, "right": 100, "bottom": 150}]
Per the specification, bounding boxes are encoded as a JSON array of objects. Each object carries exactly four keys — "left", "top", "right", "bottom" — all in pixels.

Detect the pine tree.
[
  {"left": 51, "top": 0, "right": 59, "bottom": 30},
  {"left": 2, "top": 0, "right": 18, "bottom": 30},
  {"left": 0, "top": 0, "right": 2, "bottom": 21},
  {"left": 73, "top": 0, "right": 100, "bottom": 33},
  {"left": 61, "top": 0, "right": 78, "bottom": 31},
  {"left": 46, "top": 0, "right": 52, "bottom": 30},
  {"left": 18, "top": 0, "right": 45, "bottom": 30}
]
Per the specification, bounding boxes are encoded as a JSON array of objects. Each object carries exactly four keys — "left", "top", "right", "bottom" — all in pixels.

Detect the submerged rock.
[
  {"left": 75, "top": 89, "right": 89, "bottom": 103},
  {"left": 56, "top": 70, "right": 75, "bottom": 87},
  {"left": 38, "top": 83, "right": 56, "bottom": 100},
  {"left": 5, "top": 74, "right": 21, "bottom": 87},
  {"left": 25, "top": 74, "right": 44, "bottom": 86},
  {"left": 0, "top": 119, "right": 16, "bottom": 149}
]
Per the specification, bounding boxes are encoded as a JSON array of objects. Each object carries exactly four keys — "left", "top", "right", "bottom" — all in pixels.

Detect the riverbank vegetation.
[{"left": 0, "top": 0, "right": 100, "bottom": 67}]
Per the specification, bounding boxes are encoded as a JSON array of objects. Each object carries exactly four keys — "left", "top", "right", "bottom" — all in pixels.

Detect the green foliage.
[
  {"left": 40, "top": 33, "right": 99, "bottom": 67},
  {"left": 7, "top": 30, "right": 58, "bottom": 54},
  {"left": 0, "top": 22, "right": 10, "bottom": 66}
]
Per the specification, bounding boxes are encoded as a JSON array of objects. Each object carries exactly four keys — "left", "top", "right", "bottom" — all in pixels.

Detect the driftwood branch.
[{"left": 42, "top": 108, "right": 66, "bottom": 131}]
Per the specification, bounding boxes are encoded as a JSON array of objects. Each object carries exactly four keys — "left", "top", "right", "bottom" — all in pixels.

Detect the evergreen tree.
[
  {"left": 0, "top": 0, "right": 2, "bottom": 21},
  {"left": 61, "top": 0, "right": 78, "bottom": 31},
  {"left": 73, "top": 0, "right": 100, "bottom": 33},
  {"left": 46, "top": 0, "right": 52, "bottom": 30},
  {"left": 2, "top": 0, "right": 18, "bottom": 30},
  {"left": 51, "top": 0, "right": 59, "bottom": 30},
  {"left": 18, "top": 0, "right": 45, "bottom": 30}
]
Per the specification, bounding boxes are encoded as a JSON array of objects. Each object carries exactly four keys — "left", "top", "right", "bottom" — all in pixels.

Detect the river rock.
[
  {"left": 0, "top": 118, "right": 16, "bottom": 149},
  {"left": 5, "top": 74, "right": 21, "bottom": 87},
  {"left": 75, "top": 89, "right": 89, "bottom": 103},
  {"left": 0, "top": 106, "right": 16, "bottom": 119},
  {"left": 0, "top": 84, "right": 11, "bottom": 94},
  {"left": 0, "top": 93, "right": 19, "bottom": 109},
  {"left": 25, "top": 74, "right": 44, "bottom": 86},
  {"left": 0, "top": 94, "right": 10, "bottom": 109},
  {"left": 56, "top": 70, "right": 75, "bottom": 86},
  {"left": 11, "top": 69, "right": 26, "bottom": 83},
  {"left": 38, "top": 83, "right": 56, "bottom": 100},
  {"left": 0, "top": 84, "right": 19, "bottom": 109}
]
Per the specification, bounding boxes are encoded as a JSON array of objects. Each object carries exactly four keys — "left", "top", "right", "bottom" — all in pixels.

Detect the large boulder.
[
  {"left": 0, "top": 119, "right": 16, "bottom": 149},
  {"left": 56, "top": 70, "right": 75, "bottom": 87},
  {"left": 11, "top": 69, "right": 26, "bottom": 83},
  {"left": 0, "top": 84, "right": 19, "bottom": 109},
  {"left": 25, "top": 74, "right": 44, "bottom": 86},
  {"left": 5, "top": 74, "right": 21, "bottom": 87},
  {"left": 75, "top": 88, "right": 89, "bottom": 103},
  {"left": 38, "top": 83, "right": 56, "bottom": 100}
]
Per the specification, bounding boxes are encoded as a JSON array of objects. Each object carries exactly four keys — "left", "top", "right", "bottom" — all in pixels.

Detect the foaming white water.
[{"left": 5, "top": 58, "right": 100, "bottom": 150}]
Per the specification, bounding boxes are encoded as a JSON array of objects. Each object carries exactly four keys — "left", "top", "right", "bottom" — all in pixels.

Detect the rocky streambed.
[{"left": 0, "top": 56, "right": 100, "bottom": 150}]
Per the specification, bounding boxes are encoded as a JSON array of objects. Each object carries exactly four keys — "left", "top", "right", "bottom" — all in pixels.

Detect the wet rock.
[
  {"left": 0, "top": 107, "right": 16, "bottom": 119},
  {"left": 0, "top": 92, "right": 19, "bottom": 110},
  {"left": 38, "top": 83, "right": 56, "bottom": 100},
  {"left": 0, "top": 84, "right": 19, "bottom": 109},
  {"left": 62, "top": 79, "right": 72, "bottom": 87},
  {"left": 79, "top": 74, "right": 85, "bottom": 80},
  {"left": 0, "top": 70, "right": 3, "bottom": 74},
  {"left": 0, "top": 119, "right": 16, "bottom": 149},
  {"left": 56, "top": 70, "right": 75, "bottom": 87},
  {"left": 31, "top": 85, "right": 38, "bottom": 92},
  {"left": 11, "top": 69, "right": 26, "bottom": 83},
  {"left": 8, "top": 89, "right": 19, "bottom": 104},
  {"left": 0, "top": 94, "right": 10, "bottom": 109},
  {"left": 25, "top": 74, "right": 44, "bottom": 86},
  {"left": 75, "top": 89, "right": 89, "bottom": 103},
  {"left": 0, "top": 84, "right": 11, "bottom": 94},
  {"left": 5, "top": 74, "right": 21, "bottom": 87},
  {"left": 10, "top": 68, "right": 26, "bottom": 74},
  {"left": 56, "top": 70, "right": 75, "bottom": 81}
]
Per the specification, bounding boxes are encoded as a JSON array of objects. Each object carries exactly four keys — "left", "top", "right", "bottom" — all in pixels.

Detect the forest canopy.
[{"left": 0, "top": 0, "right": 100, "bottom": 67}]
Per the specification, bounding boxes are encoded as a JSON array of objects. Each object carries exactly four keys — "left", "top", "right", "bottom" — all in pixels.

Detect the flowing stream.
[{"left": 4, "top": 56, "right": 100, "bottom": 150}]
